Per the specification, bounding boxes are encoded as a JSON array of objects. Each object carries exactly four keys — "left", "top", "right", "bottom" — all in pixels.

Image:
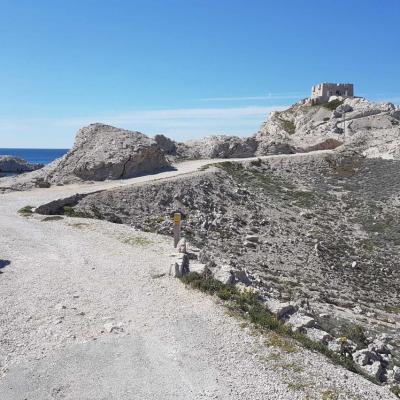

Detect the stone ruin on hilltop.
[{"left": 310, "top": 82, "right": 354, "bottom": 104}]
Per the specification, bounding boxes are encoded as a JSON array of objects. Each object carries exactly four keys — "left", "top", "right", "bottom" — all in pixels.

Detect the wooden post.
[
  {"left": 173, "top": 212, "right": 181, "bottom": 248},
  {"left": 343, "top": 111, "right": 346, "bottom": 137}
]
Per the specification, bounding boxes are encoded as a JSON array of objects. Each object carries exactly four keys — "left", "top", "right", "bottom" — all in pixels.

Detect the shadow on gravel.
[{"left": 0, "top": 259, "right": 11, "bottom": 274}]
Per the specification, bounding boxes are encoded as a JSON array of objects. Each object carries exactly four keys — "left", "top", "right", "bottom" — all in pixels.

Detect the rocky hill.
[
  {"left": 256, "top": 97, "right": 400, "bottom": 158},
  {"left": 1, "top": 96, "right": 399, "bottom": 192},
  {"left": 151, "top": 97, "right": 400, "bottom": 161},
  {"left": 0, "top": 124, "right": 170, "bottom": 190}
]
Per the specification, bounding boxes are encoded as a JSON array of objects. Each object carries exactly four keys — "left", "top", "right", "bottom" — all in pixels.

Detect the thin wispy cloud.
[
  {"left": 51, "top": 106, "right": 283, "bottom": 128},
  {"left": 198, "top": 93, "right": 307, "bottom": 102},
  {"left": 0, "top": 105, "right": 286, "bottom": 148}
]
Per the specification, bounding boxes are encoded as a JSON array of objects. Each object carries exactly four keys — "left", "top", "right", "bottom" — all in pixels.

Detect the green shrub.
[
  {"left": 343, "top": 324, "right": 367, "bottom": 347},
  {"left": 62, "top": 206, "right": 90, "bottom": 218},
  {"left": 181, "top": 271, "right": 369, "bottom": 381},
  {"left": 123, "top": 236, "right": 153, "bottom": 247},
  {"left": 323, "top": 99, "right": 344, "bottom": 111},
  {"left": 391, "top": 385, "right": 400, "bottom": 398},
  {"left": 63, "top": 206, "right": 76, "bottom": 217},
  {"left": 18, "top": 205, "right": 34, "bottom": 216},
  {"left": 322, "top": 390, "right": 339, "bottom": 400},
  {"left": 249, "top": 303, "right": 281, "bottom": 330},
  {"left": 280, "top": 118, "right": 296, "bottom": 134}
]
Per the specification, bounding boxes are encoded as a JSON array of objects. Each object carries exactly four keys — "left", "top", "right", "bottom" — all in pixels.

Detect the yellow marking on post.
[{"left": 174, "top": 213, "right": 181, "bottom": 224}]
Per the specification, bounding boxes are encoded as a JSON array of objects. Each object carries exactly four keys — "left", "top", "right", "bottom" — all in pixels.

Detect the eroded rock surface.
[
  {"left": 176, "top": 135, "right": 258, "bottom": 159},
  {"left": 0, "top": 124, "right": 171, "bottom": 190},
  {"left": 256, "top": 97, "right": 400, "bottom": 158},
  {"left": 50, "top": 124, "right": 170, "bottom": 182},
  {"left": 0, "top": 156, "right": 43, "bottom": 173},
  {"left": 156, "top": 96, "right": 400, "bottom": 162}
]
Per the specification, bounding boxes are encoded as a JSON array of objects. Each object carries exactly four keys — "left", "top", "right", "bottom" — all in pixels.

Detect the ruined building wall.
[{"left": 311, "top": 83, "right": 354, "bottom": 102}]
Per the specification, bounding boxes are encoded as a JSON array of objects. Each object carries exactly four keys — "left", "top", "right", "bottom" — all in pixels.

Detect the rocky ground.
[
  {"left": 0, "top": 155, "right": 43, "bottom": 175},
  {"left": 38, "top": 150, "right": 400, "bottom": 389},
  {"left": 1, "top": 157, "right": 396, "bottom": 399},
  {"left": 256, "top": 97, "right": 400, "bottom": 158},
  {"left": 1, "top": 94, "right": 400, "bottom": 397}
]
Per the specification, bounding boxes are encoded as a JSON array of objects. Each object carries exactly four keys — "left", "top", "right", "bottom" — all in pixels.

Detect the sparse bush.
[
  {"left": 279, "top": 118, "right": 296, "bottom": 135},
  {"left": 123, "top": 236, "right": 153, "bottom": 247},
  {"left": 266, "top": 332, "right": 297, "bottom": 353},
  {"left": 343, "top": 324, "right": 367, "bottom": 347},
  {"left": 323, "top": 99, "right": 344, "bottom": 111},
  {"left": 391, "top": 385, "right": 400, "bottom": 398},
  {"left": 18, "top": 205, "right": 34, "bottom": 216},
  {"left": 63, "top": 206, "right": 76, "bottom": 217},
  {"left": 249, "top": 303, "right": 281, "bottom": 330},
  {"left": 62, "top": 206, "right": 90, "bottom": 218},
  {"left": 181, "top": 271, "right": 365, "bottom": 379},
  {"left": 322, "top": 390, "right": 339, "bottom": 400},
  {"left": 41, "top": 216, "right": 64, "bottom": 222}
]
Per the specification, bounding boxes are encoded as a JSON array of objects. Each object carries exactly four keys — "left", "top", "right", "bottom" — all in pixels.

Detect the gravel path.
[{"left": 0, "top": 154, "right": 395, "bottom": 399}]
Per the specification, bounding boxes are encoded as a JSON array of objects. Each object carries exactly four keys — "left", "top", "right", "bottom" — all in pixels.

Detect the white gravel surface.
[{"left": 0, "top": 155, "right": 396, "bottom": 399}]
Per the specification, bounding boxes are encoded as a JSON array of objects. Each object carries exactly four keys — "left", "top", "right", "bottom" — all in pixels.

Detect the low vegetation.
[
  {"left": 18, "top": 205, "right": 34, "bottom": 216},
  {"left": 342, "top": 324, "right": 368, "bottom": 348},
  {"left": 123, "top": 235, "right": 153, "bottom": 247},
  {"left": 391, "top": 385, "right": 400, "bottom": 398},
  {"left": 323, "top": 99, "right": 344, "bottom": 111},
  {"left": 181, "top": 271, "right": 370, "bottom": 380},
  {"left": 69, "top": 222, "right": 89, "bottom": 229},
  {"left": 321, "top": 390, "right": 339, "bottom": 400},
  {"left": 41, "top": 216, "right": 64, "bottom": 222},
  {"left": 279, "top": 118, "right": 296, "bottom": 135},
  {"left": 63, "top": 206, "right": 91, "bottom": 218}
]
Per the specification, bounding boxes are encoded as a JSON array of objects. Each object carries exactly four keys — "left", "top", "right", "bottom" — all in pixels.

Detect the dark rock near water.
[{"left": 0, "top": 156, "right": 43, "bottom": 173}]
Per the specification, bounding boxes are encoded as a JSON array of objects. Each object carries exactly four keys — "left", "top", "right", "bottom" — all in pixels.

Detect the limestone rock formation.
[
  {"left": 0, "top": 124, "right": 171, "bottom": 189},
  {"left": 154, "top": 134, "right": 177, "bottom": 155},
  {"left": 255, "top": 97, "right": 400, "bottom": 158},
  {"left": 0, "top": 156, "right": 43, "bottom": 173},
  {"left": 176, "top": 135, "right": 258, "bottom": 159},
  {"left": 155, "top": 96, "right": 400, "bottom": 161},
  {"left": 47, "top": 123, "right": 170, "bottom": 182}
]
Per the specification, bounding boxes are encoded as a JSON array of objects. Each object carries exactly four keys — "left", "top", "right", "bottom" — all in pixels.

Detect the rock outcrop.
[
  {"left": 154, "top": 134, "right": 177, "bottom": 155},
  {"left": 2, "top": 97, "right": 400, "bottom": 191},
  {"left": 176, "top": 135, "right": 258, "bottom": 159},
  {"left": 0, "top": 124, "right": 171, "bottom": 189},
  {"left": 154, "top": 97, "right": 400, "bottom": 161},
  {"left": 0, "top": 156, "right": 43, "bottom": 173},
  {"left": 255, "top": 97, "right": 400, "bottom": 158},
  {"left": 47, "top": 124, "right": 170, "bottom": 182}
]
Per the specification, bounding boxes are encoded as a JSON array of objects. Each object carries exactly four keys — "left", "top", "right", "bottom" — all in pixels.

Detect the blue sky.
[{"left": 1, "top": 0, "right": 399, "bottom": 148}]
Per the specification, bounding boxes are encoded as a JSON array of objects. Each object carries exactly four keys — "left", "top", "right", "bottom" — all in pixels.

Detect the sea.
[{"left": 0, "top": 148, "right": 69, "bottom": 165}]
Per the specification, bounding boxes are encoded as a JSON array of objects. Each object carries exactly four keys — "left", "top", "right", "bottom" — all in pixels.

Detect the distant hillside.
[{"left": 256, "top": 97, "right": 400, "bottom": 158}]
